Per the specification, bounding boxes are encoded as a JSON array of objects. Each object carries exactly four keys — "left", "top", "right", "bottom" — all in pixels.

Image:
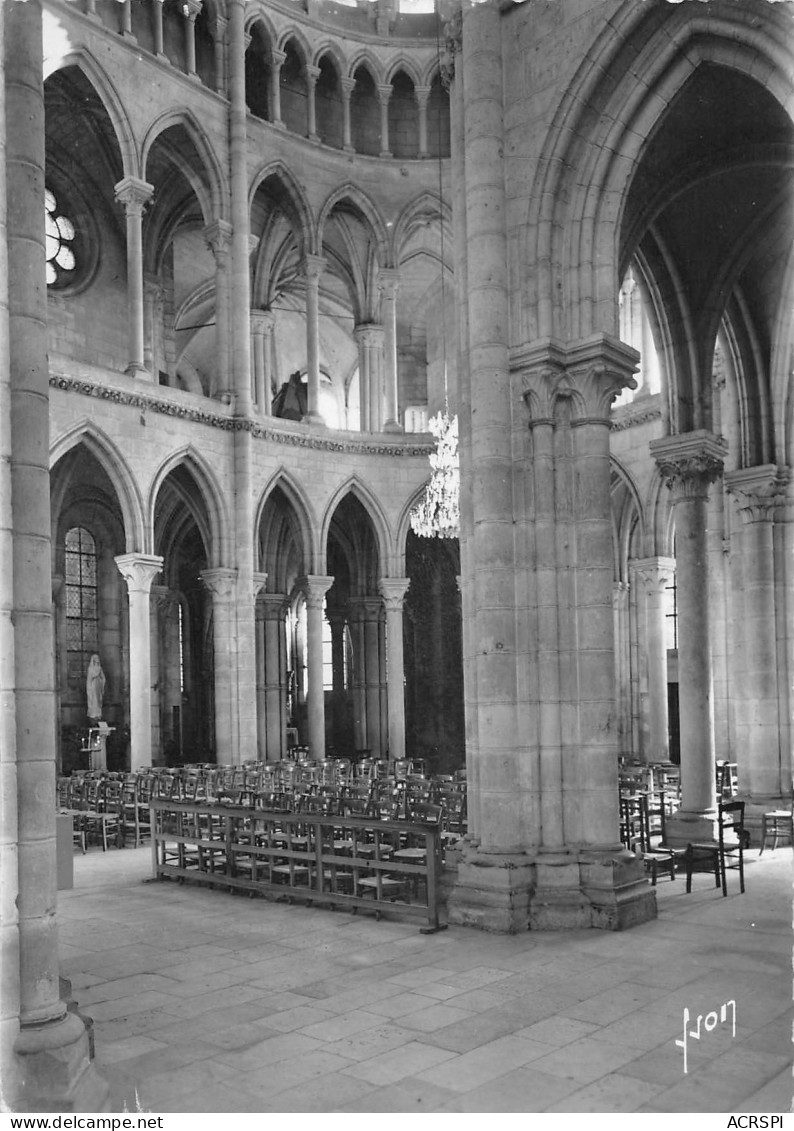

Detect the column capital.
[
  {"left": 299, "top": 574, "right": 334, "bottom": 609},
  {"left": 271, "top": 48, "right": 287, "bottom": 68},
  {"left": 303, "top": 254, "right": 327, "bottom": 281},
  {"left": 253, "top": 570, "right": 268, "bottom": 603},
  {"left": 115, "top": 553, "right": 163, "bottom": 593},
  {"left": 414, "top": 84, "right": 432, "bottom": 106},
  {"left": 354, "top": 322, "right": 384, "bottom": 346},
  {"left": 203, "top": 219, "right": 233, "bottom": 259},
  {"left": 630, "top": 556, "right": 676, "bottom": 593},
  {"left": 377, "top": 268, "right": 400, "bottom": 297},
  {"left": 377, "top": 83, "right": 393, "bottom": 105},
  {"left": 379, "top": 576, "right": 410, "bottom": 611},
  {"left": 151, "top": 583, "right": 179, "bottom": 617},
  {"left": 201, "top": 566, "right": 238, "bottom": 601},
  {"left": 250, "top": 308, "right": 275, "bottom": 334},
  {"left": 114, "top": 177, "right": 155, "bottom": 212},
  {"left": 258, "top": 591, "right": 289, "bottom": 620},
  {"left": 340, "top": 76, "right": 356, "bottom": 97},
  {"left": 650, "top": 430, "right": 728, "bottom": 500},
  {"left": 184, "top": 0, "right": 202, "bottom": 17},
  {"left": 349, "top": 595, "right": 384, "bottom": 623},
  {"left": 305, "top": 64, "right": 320, "bottom": 85},
  {"left": 725, "top": 464, "right": 788, "bottom": 524},
  {"left": 517, "top": 335, "right": 639, "bottom": 423}
]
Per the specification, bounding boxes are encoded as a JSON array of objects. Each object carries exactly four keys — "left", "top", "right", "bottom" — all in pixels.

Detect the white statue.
[{"left": 86, "top": 653, "right": 106, "bottom": 722}]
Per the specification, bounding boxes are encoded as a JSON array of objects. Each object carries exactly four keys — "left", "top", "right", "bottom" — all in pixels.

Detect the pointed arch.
[
  {"left": 385, "top": 57, "right": 421, "bottom": 87},
  {"left": 312, "top": 40, "right": 346, "bottom": 77},
  {"left": 49, "top": 420, "right": 146, "bottom": 554},
  {"left": 255, "top": 469, "right": 318, "bottom": 577},
  {"left": 244, "top": 9, "right": 278, "bottom": 42},
  {"left": 148, "top": 446, "right": 231, "bottom": 568},
  {"left": 141, "top": 108, "right": 228, "bottom": 223},
  {"left": 526, "top": 3, "right": 794, "bottom": 345},
  {"left": 321, "top": 476, "right": 392, "bottom": 576},
  {"left": 347, "top": 51, "right": 383, "bottom": 86},
  {"left": 317, "top": 184, "right": 391, "bottom": 265},
  {"left": 277, "top": 28, "right": 312, "bottom": 66},
  {"left": 249, "top": 160, "right": 314, "bottom": 254},
  {"left": 43, "top": 48, "right": 138, "bottom": 178}
]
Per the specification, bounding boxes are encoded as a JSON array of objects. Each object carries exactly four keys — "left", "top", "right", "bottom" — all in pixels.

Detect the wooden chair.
[
  {"left": 684, "top": 800, "right": 745, "bottom": 896},
  {"left": 759, "top": 797, "right": 794, "bottom": 854}
]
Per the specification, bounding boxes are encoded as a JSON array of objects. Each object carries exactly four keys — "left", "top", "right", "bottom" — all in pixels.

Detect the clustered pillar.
[{"left": 651, "top": 431, "right": 727, "bottom": 845}]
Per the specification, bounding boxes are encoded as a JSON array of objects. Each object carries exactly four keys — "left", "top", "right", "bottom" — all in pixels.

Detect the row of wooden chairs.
[{"left": 58, "top": 773, "right": 153, "bottom": 851}]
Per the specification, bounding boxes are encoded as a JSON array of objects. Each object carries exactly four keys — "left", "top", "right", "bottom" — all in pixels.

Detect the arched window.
[{"left": 64, "top": 526, "right": 99, "bottom": 691}]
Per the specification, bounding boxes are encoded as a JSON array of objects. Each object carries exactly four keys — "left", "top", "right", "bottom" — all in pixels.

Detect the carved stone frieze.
[{"left": 49, "top": 373, "right": 433, "bottom": 457}]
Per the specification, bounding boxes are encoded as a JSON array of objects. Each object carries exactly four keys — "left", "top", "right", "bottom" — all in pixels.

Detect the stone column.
[
  {"left": 183, "top": 0, "right": 200, "bottom": 78},
  {"left": 379, "top": 578, "right": 410, "bottom": 761},
  {"left": 143, "top": 276, "right": 160, "bottom": 377},
  {"left": 200, "top": 568, "right": 239, "bottom": 763},
  {"left": 269, "top": 49, "right": 286, "bottom": 127},
  {"left": 354, "top": 324, "right": 383, "bottom": 432},
  {"left": 378, "top": 269, "right": 401, "bottom": 432},
  {"left": 250, "top": 309, "right": 273, "bottom": 413},
  {"left": 651, "top": 431, "right": 727, "bottom": 844},
  {"left": 348, "top": 602, "right": 367, "bottom": 751},
  {"left": 377, "top": 83, "right": 392, "bottom": 157},
  {"left": 204, "top": 220, "right": 232, "bottom": 399},
  {"left": 260, "top": 592, "right": 288, "bottom": 761},
  {"left": 341, "top": 77, "right": 355, "bottom": 152},
  {"left": 725, "top": 465, "right": 789, "bottom": 824},
  {"left": 227, "top": 0, "right": 258, "bottom": 764},
  {"left": 5, "top": 2, "right": 110, "bottom": 1105},
  {"left": 631, "top": 558, "right": 675, "bottom": 764},
  {"left": 115, "top": 555, "right": 163, "bottom": 772},
  {"left": 150, "top": 585, "right": 169, "bottom": 760},
  {"left": 151, "top": 0, "right": 166, "bottom": 58},
  {"left": 362, "top": 597, "right": 385, "bottom": 757},
  {"left": 613, "top": 580, "right": 631, "bottom": 762},
  {"left": 306, "top": 64, "right": 320, "bottom": 141},
  {"left": 300, "top": 575, "right": 334, "bottom": 758},
  {"left": 415, "top": 85, "right": 431, "bottom": 157},
  {"left": 114, "top": 177, "right": 154, "bottom": 378},
  {"left": 303, "top": 255, "right": 326, "bottom": 423},
  {"left": 326, "top": 606, "right": 347, "bottom": 751},
  {"left": 121, "top": 0, "right": 134, "bottom": 39},
  {"left": 213, "top": 14, "right": 227, "bottom": 94}
]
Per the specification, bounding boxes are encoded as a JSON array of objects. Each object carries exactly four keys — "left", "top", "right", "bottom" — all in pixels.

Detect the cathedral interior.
[{"left": 1, "top": 0, "right": 792, "bottom": 1114}]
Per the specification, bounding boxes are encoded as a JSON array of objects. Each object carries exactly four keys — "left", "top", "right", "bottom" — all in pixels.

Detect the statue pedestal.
[{"left": 83, "top": 722, "right": 114, "bottom": 772}]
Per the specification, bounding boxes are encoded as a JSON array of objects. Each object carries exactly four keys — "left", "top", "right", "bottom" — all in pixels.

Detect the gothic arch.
[
  {"left": 316, "top": 184, "right": 391, "bottom": 266},
  {"left": 148, "top": 447, "right": 231, "bottom": 568},
  {"left": 255, "top": 469, "right": 317, "bottom": 583},
  {"left": 49, "top": 420, "right": 145, "bottom": 553},
  {"left": 321, "top": 476, "right": 392, "bottom": 581},
  {"left": 141, "top": 108, "right": 227, "bottom": 224},
  {"left": 43, "top": 49, "right": 138, "bottom": 178}
]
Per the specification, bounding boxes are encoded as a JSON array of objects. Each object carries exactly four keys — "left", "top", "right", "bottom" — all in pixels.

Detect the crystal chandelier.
[
  {"left": 409, "top": 0, "right": 460, "bottom": 541},
  {"left": 410, "top": 409, "right": 459, "bottom": 539}
]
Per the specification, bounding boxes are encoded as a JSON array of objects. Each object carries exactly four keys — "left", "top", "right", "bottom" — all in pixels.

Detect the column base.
[
  {"left": 735, "top": 793, "right": 791, "bottom": 848},
  {"left": 383, "top": 419, "right": 403, "bottom": 433},
  {"left": 304, "top": 411, "right": 325, "bottom": 425},
  {"left": 663, "top": 809, "right": 719, "bottom": 847},
  {"left": 446, "top": 843, "right": 535, "bottom": 933},
  {"left": 12, "top": 1009, "right": 109, "bottom": 1113},
  {"left": 447, "top": 843, "right": 657, "bottom": 933},
  {"left": 124, "top": 363, "right": 150, "bottom": 378}
]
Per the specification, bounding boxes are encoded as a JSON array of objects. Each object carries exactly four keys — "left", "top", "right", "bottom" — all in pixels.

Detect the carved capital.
[
  {"left": 271, "top": 49, "right": 287, "bottom": 69},
  {"left": 354, "top": 323, "right": 384, "bottom": 348},
  {"left": 630, "top": 556, "right": 676, "bottom": 594},
  {"left": 340, "top": 77, "right": 356, "bottom": 99},
  {"left": 379, "top": 577, "right": 410, "bottom": 613},
  {"left": 250, "top": 308, "right": 275, "bottom": 335},
  {"left": 650, "top": 431, "right": 728, "bottom": 500},
  {"left": 115, "top": 553, "right": 163, "bottom": 594},
  {"left": 200, "top": 567, "right": 238, "bottom": 603},
  {"left": 414, "top": 85, "right": 432, "bottom": 108},
  {"left": 377, "top": 83, "right": 393, "bottom": 106},
  {"left": 203, "top": 219, "right": 233, "bottom": 262},
  {"left": 441, "top": 6, "right": 462, "bottom": 87},
  {"left": 114, "top": 177, "right": 154, "bottom": 216},
  {"left": 258, "top": 591, "right": 289, "bottom": 622},
  {"left": 299, "top": 573, "right": 334, "bottom": 609},
  {"left": 724, "top": 464, "right": 788, "bottom": 524},
  {"left": 518, "top": 336, "right": 638, "bottom": 424}
]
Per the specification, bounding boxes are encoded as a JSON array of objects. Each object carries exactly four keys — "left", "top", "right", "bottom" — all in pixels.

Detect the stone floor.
[{"left": 56, "top": 843, "right": 793, "bottom": 1114}]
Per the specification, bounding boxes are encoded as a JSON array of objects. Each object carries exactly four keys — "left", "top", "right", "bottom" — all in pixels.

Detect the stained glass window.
[
  {"left": 65, "top": 526, "right": 99, "bottom": 687},
  {"left": 45, "top": 187, "right": 77, "bottom": 287}
]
